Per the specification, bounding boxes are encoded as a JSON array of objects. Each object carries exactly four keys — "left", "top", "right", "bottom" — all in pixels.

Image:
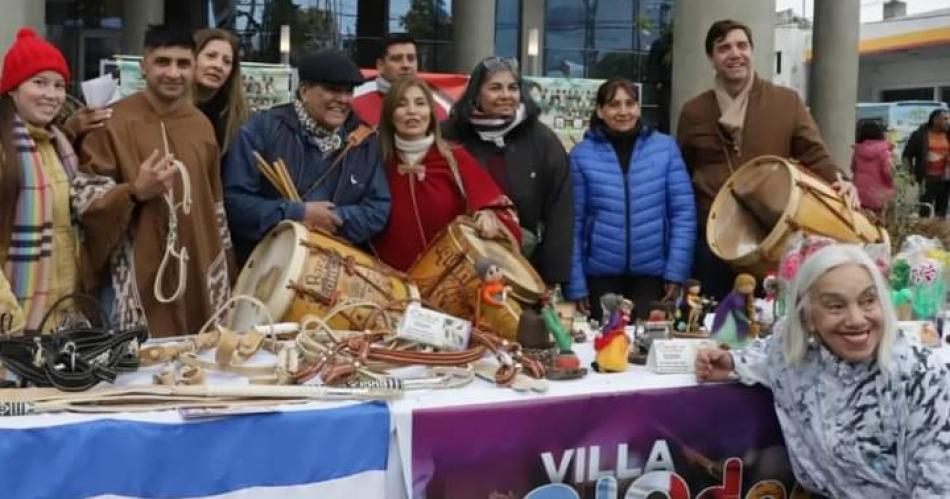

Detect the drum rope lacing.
[{"left": 154, "top": 121, "right": 193, "bottom": 303}]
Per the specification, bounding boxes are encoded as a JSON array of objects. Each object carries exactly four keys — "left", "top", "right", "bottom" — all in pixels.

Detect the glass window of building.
[
  {"left": 220, "top": 0, "right": 452, "bottom": 71},
  {"left": 224, "top": 0, "right": 356, "bottom": 64},
  {"left": 495, "top": 0, "right": 521, "bottom": 59},
  {"left": 46, "top": 0, "right": 124, "bottom": 95},
  {"left": 543, "top": 0, "right": 673, "bottom": 81},
  {"left": 387, "top": 0, "right": 454, "bottom": 72}
]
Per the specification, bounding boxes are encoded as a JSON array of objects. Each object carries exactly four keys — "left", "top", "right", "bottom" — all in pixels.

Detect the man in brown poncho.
[{"left": 72, "top": 25, "right": 232, "bottom": 337}]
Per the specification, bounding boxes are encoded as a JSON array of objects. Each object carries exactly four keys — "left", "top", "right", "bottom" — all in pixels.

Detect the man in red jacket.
[{"left": 352, "top": 33, "right": 450, "bottom": 126}]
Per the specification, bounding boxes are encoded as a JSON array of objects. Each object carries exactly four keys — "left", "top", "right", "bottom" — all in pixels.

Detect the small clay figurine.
[
  {"left": 711, "top": 273, "right": 758, "bottom": 348},
  {"left": 675, "top": 279, "right": 711, "bottom": 332},
  {"left": 592, "top": 294, "right": 632, "bottom": 373},
  {"left": 474, "top": 258, "right": 522, "bottom": 340}
]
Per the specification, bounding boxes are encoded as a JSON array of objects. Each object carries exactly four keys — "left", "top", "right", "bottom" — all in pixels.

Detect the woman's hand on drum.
[
  {"left": 304, "top": 201, "right": 342, "bottom": 233},
  {"left": 473, "top": 210, "right": 501, "bottom": 239},
  {"left": 695, "top": 347, "right": 735, "bottom": 382},
  {"left": 831, "top": 178, "right": 861, "bottom": 208}
]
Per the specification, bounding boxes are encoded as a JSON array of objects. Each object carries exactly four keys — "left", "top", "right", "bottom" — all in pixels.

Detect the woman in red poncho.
[{"left": 372, "top": 76, "right": 521, "bottom": 271}]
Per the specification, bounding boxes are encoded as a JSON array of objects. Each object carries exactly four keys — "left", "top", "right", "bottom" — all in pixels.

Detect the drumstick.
[
  {"left": 267, "top": 154, "right": 292, "bottom": 198},
  {"left": 276, "top": 158, "right": 302, "bottom": 202},
  {"left": 274, "top": 158, "right": 301, "bottom": 202},
  {"left": 252, "top": 151, "right": 279, "bottom": 184},
  {"left": 253, "top": 151, "right": 288, "bottom": 197}
]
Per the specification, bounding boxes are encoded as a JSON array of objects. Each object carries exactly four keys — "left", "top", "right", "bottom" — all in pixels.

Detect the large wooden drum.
[
  {"left": 707, "top": 155, "right": 889, "bottom": 277},
  {"left": 229, "top": 221, "right": 416, "bottom": 331},
  {"left": 409, "top": 217, "right": 546, "bottom": 320}
]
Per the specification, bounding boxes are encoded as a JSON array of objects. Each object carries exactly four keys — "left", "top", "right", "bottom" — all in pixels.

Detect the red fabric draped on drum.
[{"left": 373, "top": 145, "right": 521, "bottom": 271}]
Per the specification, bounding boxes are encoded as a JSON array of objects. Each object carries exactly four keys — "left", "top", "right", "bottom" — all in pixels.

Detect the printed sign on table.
[{"left": 411, "top": 384, "right": 806, "bottom": 499}]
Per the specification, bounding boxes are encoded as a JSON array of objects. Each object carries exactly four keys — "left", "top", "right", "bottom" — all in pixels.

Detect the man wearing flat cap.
[{"left": 223, "top": 49, "right": 390, "bottom": 262}]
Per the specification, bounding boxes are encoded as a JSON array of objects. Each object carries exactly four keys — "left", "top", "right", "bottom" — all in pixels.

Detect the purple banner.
[{"left": 412, "top": 384, "right": 798, "bottom": 499}]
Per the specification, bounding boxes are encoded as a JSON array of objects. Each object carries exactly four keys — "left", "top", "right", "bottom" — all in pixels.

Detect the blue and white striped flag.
[{"left": 0, "top": 402, "right": 391, "bottom": 498}]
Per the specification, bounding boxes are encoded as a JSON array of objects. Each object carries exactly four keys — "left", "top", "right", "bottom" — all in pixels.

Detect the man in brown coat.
[
  {"left": 677, "top": 19, "right": 855, "bottom": 299},
  {"left": 72, "top": 25, "right": 232, "bottom": 337}
]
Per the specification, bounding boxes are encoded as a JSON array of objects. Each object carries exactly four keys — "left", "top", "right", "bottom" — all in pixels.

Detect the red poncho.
[{"left": 373, "top": 144, "right": 521, "bottom": 271}]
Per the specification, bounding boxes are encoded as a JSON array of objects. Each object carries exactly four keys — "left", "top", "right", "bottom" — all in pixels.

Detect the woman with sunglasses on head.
[
  {"left": 0, "top": 29, "right": 82, "bottom": 332},
  {"left": 443, "top": 57, "right": 572, "bottom": 289},
  {"left": 696, "top": 244, "right": 950, "bottom": 497},
  {"left": 193, "top": 28, "right": 249, "bottom": 152},
  {"left": 373, "top": 76, "right": 521, "bottom": 271},
  {"left": 564, "top": 77, "right": 695, "bottom": 321}
]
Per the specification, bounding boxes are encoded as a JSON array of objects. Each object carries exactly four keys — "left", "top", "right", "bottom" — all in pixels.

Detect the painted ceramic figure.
[
  {"left": 712, "top": 273, "right": 758, "bottom": 348},
  {"left": 676, "top": 279, "right": 711, "bottom": 332},
  {"left": 592, "top": 294, "right": 632, "bottom": 372},
  {"left": 475, "top": 258, "right": 522, "bottom": 340}
]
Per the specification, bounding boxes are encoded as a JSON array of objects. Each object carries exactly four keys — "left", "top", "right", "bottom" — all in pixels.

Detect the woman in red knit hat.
[{"left": 0, "top": 27, "right": 82, "bottom": 333}]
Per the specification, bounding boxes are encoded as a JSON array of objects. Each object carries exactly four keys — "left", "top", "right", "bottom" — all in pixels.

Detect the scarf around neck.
[
  {"left": 375, "top": 76, "right": 392, "bottom": 95},
  {"left": 294, "top": 99, "right": 344, "bottom": 154},
  {"left": 714, "top": 73, "right": 755, "bottom": 154},
  {"left": 469, "top": 103, "right": 527, "bottom": 148},
  {"left": 395, "top": 134, "right": 435, "bottom": 180},
  {"left": 6, "top": 115, "right": 79, "bottom": 330}
]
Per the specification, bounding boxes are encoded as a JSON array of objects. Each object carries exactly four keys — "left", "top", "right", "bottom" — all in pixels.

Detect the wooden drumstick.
[
  {"left": 253, "top": 151, "right": 283, "bottom": 193},
  {"left": 274, "top": 158, "right": 301, "bottom": 202}
]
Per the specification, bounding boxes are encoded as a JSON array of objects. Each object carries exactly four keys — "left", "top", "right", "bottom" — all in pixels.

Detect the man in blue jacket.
[{"left": 224, "top": 49, "right": 390, "bottom": 262}]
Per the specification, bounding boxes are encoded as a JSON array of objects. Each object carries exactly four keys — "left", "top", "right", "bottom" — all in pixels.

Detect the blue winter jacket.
[
  {"left": 565, "top": 125, "right": 696, "bottom": 300},
  {"left": 223, "top": 104, "right": 390, "bottom": 261}
]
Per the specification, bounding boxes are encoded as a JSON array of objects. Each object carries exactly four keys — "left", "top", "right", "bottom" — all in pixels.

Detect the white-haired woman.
[{"left": 696, "top": 244, "right": 950, "bottom": 498}]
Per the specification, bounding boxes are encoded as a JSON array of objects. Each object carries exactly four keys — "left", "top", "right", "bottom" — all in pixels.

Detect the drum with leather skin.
[
  {"left": 707, "top": 155, "right": 889, "bottom": 278},
  {"left": 408, "top": 216, "right": 546, "bottom": 321},
  {"left": 229, "top": 221, "right": 416, "bottom": 331}
]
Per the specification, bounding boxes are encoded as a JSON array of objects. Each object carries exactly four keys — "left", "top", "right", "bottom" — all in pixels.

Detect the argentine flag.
[{"left": 0, "top": 401, "right": 391, "bottom": 498}]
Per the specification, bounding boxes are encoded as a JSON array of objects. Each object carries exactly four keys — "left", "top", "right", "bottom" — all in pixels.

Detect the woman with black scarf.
[{"left": 442, "top": 57, "right": 573, "bottom": 289}]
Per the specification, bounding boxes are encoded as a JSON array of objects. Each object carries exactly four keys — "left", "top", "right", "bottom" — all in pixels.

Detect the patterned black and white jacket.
[{"left": 732, "top": 330, "right": 950, "bottom": 498}]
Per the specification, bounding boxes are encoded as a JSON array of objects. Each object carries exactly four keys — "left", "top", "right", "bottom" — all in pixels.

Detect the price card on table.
[
  {"left": 396, "top": 303, "right": 472, "bottom": 351},
  {"left": 646, "top": 338, "right": 717, "bottom": 374}
]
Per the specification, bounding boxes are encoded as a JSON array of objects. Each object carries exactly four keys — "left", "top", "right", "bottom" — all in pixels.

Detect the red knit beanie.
[{"left": 0, "top": 28, "right": 70, "bottom": 95}]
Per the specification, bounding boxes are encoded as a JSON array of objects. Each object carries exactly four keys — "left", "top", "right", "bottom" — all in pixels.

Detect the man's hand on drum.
[
  {"left": 304, "top": 201, "right": 342, "bottom": 233},
  {"left": 831, "top": 178, "right": 861, "bottom": 208},
  {"left": 473, "top": 210, "right": 501, "bottom": 239},
  {"left": 695, "top": 347, "right": 734, "bottom": 382}
]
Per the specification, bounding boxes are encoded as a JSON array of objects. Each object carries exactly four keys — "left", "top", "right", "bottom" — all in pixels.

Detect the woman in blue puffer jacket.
[{"left": 566, "top": 77, "right": 696, "bottom": 321}]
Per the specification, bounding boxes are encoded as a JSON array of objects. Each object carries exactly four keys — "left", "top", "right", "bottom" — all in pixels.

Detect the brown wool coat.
[
  {"left": 74, "top": 92, "right": 233, "bottom": 337},
  {"left": 676, "top": 77, "right": 842, "bottom": 219}
]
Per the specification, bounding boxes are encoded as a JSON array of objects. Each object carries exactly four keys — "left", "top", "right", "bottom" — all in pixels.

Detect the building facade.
[
  {"left": 773, "top": 3, "right": 950, "bottom": 107},
  {"left": 6, "top": 0, "right": 678, "bottom": 127}
]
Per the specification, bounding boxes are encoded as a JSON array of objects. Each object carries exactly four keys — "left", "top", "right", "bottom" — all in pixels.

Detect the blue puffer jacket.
[{"left": 565, "top": 125, "right": 696, "bottom": 300}]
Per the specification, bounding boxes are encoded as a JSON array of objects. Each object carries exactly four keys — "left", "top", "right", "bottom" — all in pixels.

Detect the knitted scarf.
[
  {"left": 714, "top": 73, "right": 755, "bottom": 154},
  {"left": 469, "top": 103, "right": 527, "bottom": 148},
  {"left": 293, "top": 99, "right": 344, "bottom": 154},
  {"left": 5, "top": 116, "right": 79, "bottom": 329},
  {"left": 395, "top": 134, "right": 435, "bottom": 179}
]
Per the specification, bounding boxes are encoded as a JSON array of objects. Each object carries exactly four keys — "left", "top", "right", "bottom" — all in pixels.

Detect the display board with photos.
[{"left": 108, "top": 56, "right": 295, "bottom": 112}]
